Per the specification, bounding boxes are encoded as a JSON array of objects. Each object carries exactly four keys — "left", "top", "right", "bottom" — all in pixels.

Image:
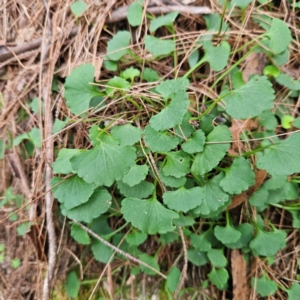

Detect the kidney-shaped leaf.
[
  {"left": 71, "top": 143, "right": 136, "bottom": 187},
  {"left": 162, "top": 150, "right": 191, "bottom": 178},
  {"left": 61, "top": 187, "right": 112, "bottom": 223},
  {"left": 145, "top": 35, "right": 175, "bottom": 57},
  {"left": 149, "top": 91, "right": 189, "bottom": 131},
  {"left": 64, "top": 64, "right": 101, "bottom": 115},
  {"left": 224, "top": 76, "right": 275, "bottom": 119},
  {"left": 249, "top": 228, "right": 286, "bottom": 257},
  {"left": 256, "top": 133, "right": 300, "bottom": 175},
  {"left": 150, "top": 11, "right": 179, "bottom": 32},
  {"left": 163, "top": 186, "right": 204, "bottom": 212},
  {"left": 191, "top": 125, "right": 231, "bottom": 176},
  {"left": 220, "top": 156, "right": 255, "bottom": 194},
  {"left": 202, "top": 40, "right": 230, "bottom": 71},
  {"left": 51, "top": 176, "right": 95, "bottom": 210},
  {"left": 111, "top": 123, "right": 143, "bottom": 146},
  {"left": 121, "top": 197, "right": 179, "bottom": 234},
  {"left": 265, "top": 18, "right": 292, "bottom": 54},
  {"left": 251, "top": 274, "right": 277, "bottom": 297},
  {"left": 144, "top": 125, "right": 179, "bottom": 152},
  {"left": 107, "top": 31, "right": 131, "bottom": 61}
]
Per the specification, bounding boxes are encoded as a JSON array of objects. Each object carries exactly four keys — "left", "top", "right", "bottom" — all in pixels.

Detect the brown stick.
[
  {"left": 106, "top": 5, "right": 211, "bottom": 24},
  {"left": 41, "top": 0, "right": 56, "bottom": 299}
]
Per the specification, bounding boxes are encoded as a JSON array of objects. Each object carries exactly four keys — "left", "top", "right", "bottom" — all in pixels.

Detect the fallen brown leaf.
[{"left": 231, "top": 249, "right": 248, "bottom": 300}]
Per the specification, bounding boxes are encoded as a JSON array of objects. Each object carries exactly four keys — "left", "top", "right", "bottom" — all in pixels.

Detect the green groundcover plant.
[{"left": 50, "top": 3, "right": 300, "bottom": 299}]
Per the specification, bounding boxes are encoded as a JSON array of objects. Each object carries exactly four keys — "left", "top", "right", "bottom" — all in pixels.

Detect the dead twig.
[
  {"left": 106, "top": 5, "right": 212, "bottom": 24},
  {"left": 72, "top": 220, "right": 167, "bottom": 279},
  {"left": 41, "top": 0, "right": 56, "bottom": 299}
]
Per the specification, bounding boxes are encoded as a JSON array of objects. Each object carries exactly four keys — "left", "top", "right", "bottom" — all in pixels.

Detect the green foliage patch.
[{"left": 49, "top": 6, "right": 300, "bottom": 299}]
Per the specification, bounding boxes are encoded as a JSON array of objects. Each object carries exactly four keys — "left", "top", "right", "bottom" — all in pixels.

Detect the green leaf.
[
  {"left": 224, "top": 223, "right": 253, "bottom": 249},
  {"left": 127, "top": 2, "right": 143, "bottom": 27},
  {"left": 251, "top": 274, "right": 277, "bottom": 297},
  {"left": 105, "top": 76, "right": 131, "bottom": 96},
  {"left": 214, "top": 224, "right": 241, "bottom": 244},
  {"left": 249, "top": 228, "right": 286, "bottom": 257},
  {"left": 165, "top": 266, "right": 181, "bottom": 292},
  {"left": 89, "top": 127, "right": 119, "bottom": 147},
  {"left": 202, "top": 41, "right": 231, "bottom": 71},
  {"left": 258, "top": 110, "right": 278, "bottom": 131},
  {"left": 71, "top": 143, "right": 136, "bottom": 187},
  {"left": 199, "top": 115, "right": 215, "bottom": 135},
  {"left": 117, "top": 180, "right": 154, "bottom": 198},
  {"left": 273, "top": 47, "right": 289, "bottom": 66},
  {"left": 122, "top": 164, "right": 148, "bottom": 187},
  {"left": 231, "top": 0, "right": 252, "bottom": 10},
  {"left": 173, "top": 213, "right": 195, "bottom": 226},
  {"left": 14, "top": 128, "right": 42, "bottom": 148},
  {"left": 158, "top": 169, "right": 186, "bottom": 188},
  {"left": 156, "top": 78, "right": 190, "bottom": 100},
  {"left": 188, "top": 249, "right": 208, "bottom": 266},
  {"left": 281, "top": 115, "right": 294, "bottom": 129},
  {"left": 64, "top": 64, "right": 101, "bottom": 115},
  {"left": 149, "top": 11, "right": 179, "bottom": 32},
  {"left": 70, "top": 1, "right": 87, "bottom": 17},
  {"left": 120, "top": 67, "right": 140, "bottom": 82},
  {"left": 66, "top": 271, "right": 80, "bottom": 298},
  {"left": 52, "top": 148, "right": 83, "bottom": 174},
  {"left": 182, "top": 129, "right": 206, "bottom": 154},
  {"left": 163, "top": 186, "right": 203, "bottom": 212},
  {"left": 121, "top": 197, "right": 179, "bottom": 234},
  {"left": 142, "top": 68, "right": 159, "bottom": 82},
  {"left": 203, "top": 14, "right": 229, "bottom": 36},
  {"left": 11, "top": 258, "right": 21, "bottom": 269},
  {"left": 144, "top": 35, "right": 175, "bottom": 57},
  {"left": 191, "top": 126, "right": 231, "bottom": 176},
  {"left": 265, "top": 18, "right": 292, "bottom": 54},
  {"left": 53, "top": 117, "right": 69, "bottom": 134},
  {"left": 289, "top": 211, "right": 300, "bottom": 229},
  {"left": 126, "top": 231, "right": 147, "bottom": 246},
  {"left": 188, "top": 50, "right": 199, "bottom": 69},
  {"left": 150, "top": 91, "right": 189, "bottom": 131},
  {"left": 51, "top": 176, "right": 95, "bottom": 210},
  {"left": 111, "top": 124, "right": 143, "bottom": 146},
  {"left": 293, "top": 117, "right": 300, "bottom": 129},
  {"left": 208, "top": 267, "right": 229, "bottom": 290},
  {"left": 256, "top": 133, "right": 300, "bottom": 175},
  {"left": 287, "top": 283, "right": 300, "bottom": 300},
  {"left": 193, "top": 173, "right": 230, "bottom": 216},
  {"left": 139, "top": 254, "right": 160, "bottom": 275},
  {"left": 29, "top": 97, "right": 43, "bottom": 114},
  {"left": 224, "top": 76, "right": 275, "bottom": 119},
  {"left": 275, "top": 73, "right": 300, "bottom": 91},
  {"left": 107, "top": 31, "right": 131, "bottom": 61},
  {"left": 191, "top": 233, "right": 211, "bottom": 252},
  {"left": 159, "top": 232, "right": 179, "bottom": 244},
  {"left": 207, "top": 248, "right": 227, "bottom": 267},
  {"left": 144, "top": 125, "right": 179, "bottom": 152},
  {"left": 103, "top": 59, "right": 118, "bottom": 71},
  {"left": 220, "top": 157, "right": 255, "bottom": 194},
  {"left": 71, "top": 223, "right": 90, "bottom": 245},
  {"left": 92, "top": 239, "right": 114, "bottom": 263},
  {"left": 263, "top": 65, "right": 281, "bottom": 78},
  {"left": 17, "top": 222, "right": 32, "bottom": 236},
  {"left": 162, "top": 150, "right": 190, "bottom": 178},
  {"left": 174, "top": 111, "right": 194, "bottom": 141},
  {"left": 61, "top": 187, "right": 112, "bottom": 223}
]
